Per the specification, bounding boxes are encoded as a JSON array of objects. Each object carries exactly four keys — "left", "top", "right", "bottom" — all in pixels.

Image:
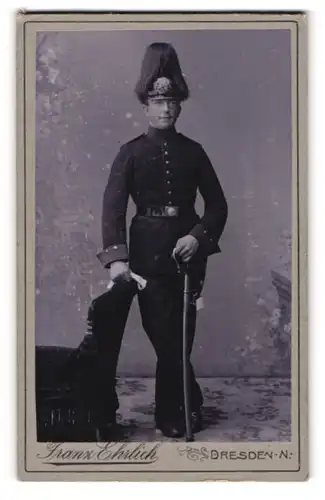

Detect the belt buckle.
[{"left": 165, "top": 206, "right": 178, "bottom": 217}]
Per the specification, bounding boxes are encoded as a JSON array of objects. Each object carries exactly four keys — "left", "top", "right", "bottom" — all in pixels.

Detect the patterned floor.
[{"left": 114, "top": 377, "right": 291, "bottom": 442}]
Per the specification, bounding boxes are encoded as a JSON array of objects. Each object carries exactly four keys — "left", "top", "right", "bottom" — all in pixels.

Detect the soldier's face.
[{"left": 144, "top": 98, "right": 181, "bottom": 129}]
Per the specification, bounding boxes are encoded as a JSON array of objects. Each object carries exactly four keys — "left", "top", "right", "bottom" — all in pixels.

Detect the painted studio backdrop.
[{"left": 35, "top": 29, "right": 292, "bottom": 377}]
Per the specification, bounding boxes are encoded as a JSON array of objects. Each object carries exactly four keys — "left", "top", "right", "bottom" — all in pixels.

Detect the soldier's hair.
[{"left": 135, "top": 42, "right": 190, "bottom": 104}]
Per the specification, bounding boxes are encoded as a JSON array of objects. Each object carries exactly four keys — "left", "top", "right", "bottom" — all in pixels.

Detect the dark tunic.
[
  {"left": 90, "top": 126, "right": 228, "bottom": 425},
  {"left": 97, "top": 125, "right": 228, "bottom": 277}
]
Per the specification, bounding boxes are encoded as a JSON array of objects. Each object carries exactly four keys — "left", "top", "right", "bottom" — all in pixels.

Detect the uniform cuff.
[
  {"left": 189, "top": 223, "right": 208, "bottom": 242},
  {"left": 96, "top": 244, "right": 129, "bottom": 268},
  {"left": 189, "top": 224, "right": 220, "bottom": 254}
]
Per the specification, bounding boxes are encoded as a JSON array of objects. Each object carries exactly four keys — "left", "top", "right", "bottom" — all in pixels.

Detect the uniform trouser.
[{"left": 87, "top": 272, "right": 204, "bottom": 426}]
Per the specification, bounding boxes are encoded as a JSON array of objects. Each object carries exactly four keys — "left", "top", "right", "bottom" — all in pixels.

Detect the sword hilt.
[{"left": 172, "top": 250, "right": 189, "bottom": 275}]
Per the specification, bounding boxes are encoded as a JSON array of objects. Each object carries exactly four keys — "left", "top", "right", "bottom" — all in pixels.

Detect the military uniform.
[
  {"left": 88, "top": 125, "right": 228, "bottom": 431},
  {"left": 87, "top": 42, "right": 228, "bottom": 437}
]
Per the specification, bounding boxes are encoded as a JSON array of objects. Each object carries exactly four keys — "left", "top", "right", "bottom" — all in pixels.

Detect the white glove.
[{"left": 107, "top": 271, "right": 147, "bottom": 291}]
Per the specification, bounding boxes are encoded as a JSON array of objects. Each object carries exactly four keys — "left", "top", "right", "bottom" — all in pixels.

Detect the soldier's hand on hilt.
[
  {"left": 110, "top": 261, "right": 132, "bottom": 283},
  {"left": 174, "top": 235, "right": 199, "bottom": 263}
]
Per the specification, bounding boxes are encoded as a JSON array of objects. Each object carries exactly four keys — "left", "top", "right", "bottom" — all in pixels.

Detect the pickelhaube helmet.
[{"left": 135, "top": 42, "right": 189, "bottom": 104}]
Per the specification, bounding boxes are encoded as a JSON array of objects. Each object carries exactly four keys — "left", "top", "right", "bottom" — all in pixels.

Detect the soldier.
[{"left": 88, "top": 42, "right": 228, "bottom": 440}]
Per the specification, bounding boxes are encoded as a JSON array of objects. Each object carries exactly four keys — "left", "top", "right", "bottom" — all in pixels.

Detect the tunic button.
[
  {"left": 168, "top": 191, "right": 172, "bottom": 195},
  {"left": 166, "top": 170, "right": 170, "bottom": 174},
  {"left": 167, "top": 180, "right": 171, "bottom": 184},
  {"left": 165, "top": 160, "right": 170, "bottom": 164},
  {"left": 168, "top": 201, "right": 173, "bottom": 205},
  {"left": 113, "top": 246, "right": 118, "bottom": 249},
  {"left": 164, "top": 151, "right": 168, "bottom": 155}
]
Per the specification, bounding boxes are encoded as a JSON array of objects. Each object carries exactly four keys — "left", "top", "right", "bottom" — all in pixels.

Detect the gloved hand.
[{"left": 110, "top": 261, "right": 132, "bottom": 282}]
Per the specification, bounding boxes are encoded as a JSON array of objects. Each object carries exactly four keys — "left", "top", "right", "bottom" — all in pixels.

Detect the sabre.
[{"left": 172, "top": 250, "right": 194, "bottom": 442}]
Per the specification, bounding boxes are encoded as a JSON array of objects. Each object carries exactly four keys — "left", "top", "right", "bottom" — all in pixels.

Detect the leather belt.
[{"left": 137, "top": 205, "right": 194, "bottom": 218}]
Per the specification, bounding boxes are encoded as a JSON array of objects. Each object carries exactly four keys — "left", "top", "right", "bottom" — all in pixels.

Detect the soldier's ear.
[{"left": 142, "top": 103, "right": 149, "bottom": 116}]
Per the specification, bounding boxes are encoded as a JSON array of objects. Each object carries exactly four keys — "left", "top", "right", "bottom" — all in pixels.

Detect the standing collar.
[{"left": 146, "top": 125, "right": 178, "bottom": 143}]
